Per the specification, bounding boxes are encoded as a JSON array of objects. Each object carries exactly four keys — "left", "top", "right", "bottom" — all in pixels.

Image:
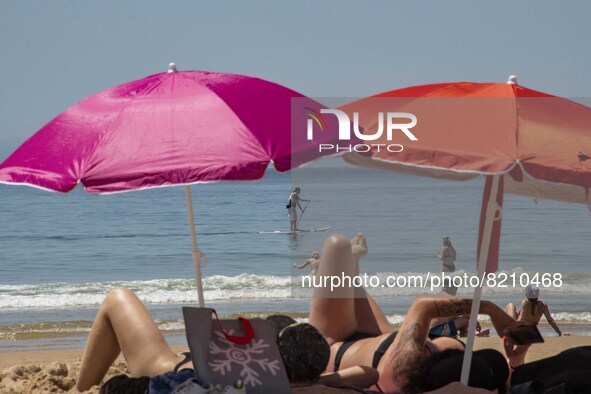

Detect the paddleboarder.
[{"left": 287, "top": 187, "right": 310, "bottom": 232}]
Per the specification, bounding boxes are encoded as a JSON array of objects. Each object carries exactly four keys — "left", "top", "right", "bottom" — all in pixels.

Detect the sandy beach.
[{"left": 2, "top": 335, "right": 591, "bottom": 393}]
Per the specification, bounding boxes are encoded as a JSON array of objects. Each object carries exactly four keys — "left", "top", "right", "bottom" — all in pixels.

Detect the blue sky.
[{"left": 1, "top": 1, "right": 590, "bottom": 161}]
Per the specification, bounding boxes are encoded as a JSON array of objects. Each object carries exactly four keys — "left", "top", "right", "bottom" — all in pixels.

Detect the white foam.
[{"left": 1, "top": 269, "right": 590, "bottom": 310}]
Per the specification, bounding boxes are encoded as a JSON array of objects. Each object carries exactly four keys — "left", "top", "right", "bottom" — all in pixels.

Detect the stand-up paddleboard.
[{"left": 259, "top": 225, "right": 331, "bottom": 234}]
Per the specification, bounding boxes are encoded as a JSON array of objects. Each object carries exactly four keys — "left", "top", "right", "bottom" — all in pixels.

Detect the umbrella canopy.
[
  {"left": 0, "top": 64, "right": 331, "bottom": 193},
  {"left": 342, "top": 77, "right": 591, "bottom": 204},
  {"left": 340, "top": 76, "right": 591, "bottom": 383},
  {"left": 0, "top": 63, "right": 338, "bottom": 306},
  {"left": 342, "top": 77, "right": 591, "bottom": 272}
]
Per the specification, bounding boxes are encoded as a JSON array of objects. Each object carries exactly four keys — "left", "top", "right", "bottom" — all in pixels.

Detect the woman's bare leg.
[
  {"left": 505, "top": 303, "right": 517, "bottom": 319},
  {"left": 309, "top": 234, "right": 358, "bottom": 344},
  {"left": 75, "top": 288, "right": 185, "bottom": 392},
  {"left": 350, "top": 233, "right": 393, "bottom": 335},
  {"left": 354, "top": 296, "right": 394, "bottom": 335},
  {"left": 309, "top": 233, "right": 392, "bottom": 343}
]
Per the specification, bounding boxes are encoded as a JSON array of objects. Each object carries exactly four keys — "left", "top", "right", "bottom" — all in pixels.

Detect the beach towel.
[{"left": 183, "top": 307, "right": 291, "bottom": 394}]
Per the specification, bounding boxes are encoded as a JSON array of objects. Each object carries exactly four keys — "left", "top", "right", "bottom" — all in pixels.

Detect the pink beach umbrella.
[
  {"left": 0, "top": 63, "right": 337, "bottom": 307},
  {"left": 340, "top": 76, "right": 591, "bottom": 382}
]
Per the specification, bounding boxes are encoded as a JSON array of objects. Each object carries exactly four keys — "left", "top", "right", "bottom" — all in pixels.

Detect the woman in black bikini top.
[{"left": 308, "top": 233, "right": 522, "bottom": 393}]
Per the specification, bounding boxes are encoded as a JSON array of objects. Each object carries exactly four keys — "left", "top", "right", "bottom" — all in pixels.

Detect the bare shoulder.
[{"left": 378, "top": 320, "right": 424, "bottom": 390}]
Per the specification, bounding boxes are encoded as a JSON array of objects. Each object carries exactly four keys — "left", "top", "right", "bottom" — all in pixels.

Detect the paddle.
[{"left": 296, "top": 201, "right": 310, "bottom": 229}]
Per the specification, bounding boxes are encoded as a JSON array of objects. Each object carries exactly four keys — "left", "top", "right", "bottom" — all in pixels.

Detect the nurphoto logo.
[{"left": 305, "top": 108, "right": 418, "bottom": 153}]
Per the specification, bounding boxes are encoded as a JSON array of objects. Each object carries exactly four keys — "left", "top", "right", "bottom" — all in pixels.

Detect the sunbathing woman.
[
  {"left": 74, "top": 233, "right": 523, "bottom": 392},
  {"left": 73, "top": 239, "right": 370, "bottom": 392},
  {"left": 309, "top": 233, "right": 524, "bottom": 393}
]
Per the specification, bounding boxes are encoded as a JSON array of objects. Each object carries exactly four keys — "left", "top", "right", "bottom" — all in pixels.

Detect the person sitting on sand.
[
  {"left": 505, "top": 284, "right": 563, "bottom": 336},
  {"left": 293, "top": 250, "right": 320, "bottom": 275}
]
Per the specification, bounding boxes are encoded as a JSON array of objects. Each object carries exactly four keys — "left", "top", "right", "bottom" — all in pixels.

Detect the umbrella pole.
[
  {"left": 185, "top": 185, "right": 205, "bottom": 307},
  {"left": 460, "top": 174, "right": 502, "bottom": 384}
]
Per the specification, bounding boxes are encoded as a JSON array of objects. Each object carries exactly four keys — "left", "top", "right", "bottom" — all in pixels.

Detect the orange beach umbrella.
[{"left": 340, "top": 76, "right": 591, "bottom": 383}]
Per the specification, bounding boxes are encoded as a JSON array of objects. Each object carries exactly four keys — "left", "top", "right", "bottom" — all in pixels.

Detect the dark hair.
[
  {"left": 265, "top": 314, "right": 297, "bottom": 337},
  {"left": 403, "top": 349, "right": 502, "bottom": 393},
  {"left": 276, "top": 323, "right": 329, "bottom": 382},
  {"left": 528, "top": 298, "right": 539, "bottom": 316}
]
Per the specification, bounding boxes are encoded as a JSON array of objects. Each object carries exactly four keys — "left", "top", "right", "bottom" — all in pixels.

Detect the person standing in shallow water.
[
  {"left": 287, "top": 187, "right": 310, "bottom": 233},
  {"left": 293, "top": 251, "right": 320, "bottom": 275},
  {"left": 437, "top": 236, "right": 456, "bottom": 272},
  {"left": 437, "top": 236, "right": 457, "bottom": 295}
]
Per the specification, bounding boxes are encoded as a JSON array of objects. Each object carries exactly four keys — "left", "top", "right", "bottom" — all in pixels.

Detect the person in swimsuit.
[
  {"left": 437, "top": 236, "right": 458, "bottom": 295},
  {"left": 505, "top": 284, "right": 563, "bottom": 336},
  {"left": 437, "top": 235, "right": 456, "bottom": 272},
  {"left": 293, "top": 250, "right": 320, "bottom": 275},
  {"left": 309, "top": 233, "right": 524, "bottom": 393}
]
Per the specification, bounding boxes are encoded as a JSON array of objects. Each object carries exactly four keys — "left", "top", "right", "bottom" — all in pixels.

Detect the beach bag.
[
  {"left": 286, "top": 198, "right": 292, "bottom": 209},
  {"left": 182, "top": 307, "right": 291, "bottom": 394}
]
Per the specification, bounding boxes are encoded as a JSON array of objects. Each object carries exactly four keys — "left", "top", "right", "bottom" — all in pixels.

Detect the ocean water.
[{"left": 1, "top": 160, "right": 591, "bottom": 350}]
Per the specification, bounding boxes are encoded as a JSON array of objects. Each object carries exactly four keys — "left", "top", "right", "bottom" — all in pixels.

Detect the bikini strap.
[
  {"left": 173, "top": 351, "right": 192, "bottom": 372},
  {"left": 334, "top": 332, "right": 377, "bottom": 372},
  {"left": 372, "top": 331, "right": 398, "bottom": 368}
]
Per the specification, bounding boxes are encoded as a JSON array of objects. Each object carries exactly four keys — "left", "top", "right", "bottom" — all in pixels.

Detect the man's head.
[
  {"left": 443, "top": 236, "right": 451, "bottom": 246},
  {"left": 294, "top": 187, "right": 300, "bottom": 193},
  {"left": 311, "top": 251, "right": 320, "bottom": 259}
]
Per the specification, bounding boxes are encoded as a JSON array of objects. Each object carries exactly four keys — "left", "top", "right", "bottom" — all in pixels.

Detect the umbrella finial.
[
  {"left": 168, "top": 63, "right": 178, "bottom": 73},
  {"left": 507, "top": 75, "right": 518, "bottom": 85}
]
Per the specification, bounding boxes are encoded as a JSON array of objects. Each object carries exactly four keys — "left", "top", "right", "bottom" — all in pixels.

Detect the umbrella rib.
[
  {"left": 185, "top": 74, "right": 269, "bottom": 153},
  {"left": 361, "top": 155, "right": 591, "bottom": 199},
  {"left": 355, "top": 154, "right": 520, "bottom": 176},
  {"left": 512, "top": 90, "right": 521, "bottom": 158}
]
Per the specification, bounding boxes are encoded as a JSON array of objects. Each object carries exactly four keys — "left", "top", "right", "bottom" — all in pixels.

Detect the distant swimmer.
[
  {"left": 286, "top": 187, "right": 310, "bottom": 232},
  {"left": 293, "top": 251, "right": 320, "bottom": 275}
]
